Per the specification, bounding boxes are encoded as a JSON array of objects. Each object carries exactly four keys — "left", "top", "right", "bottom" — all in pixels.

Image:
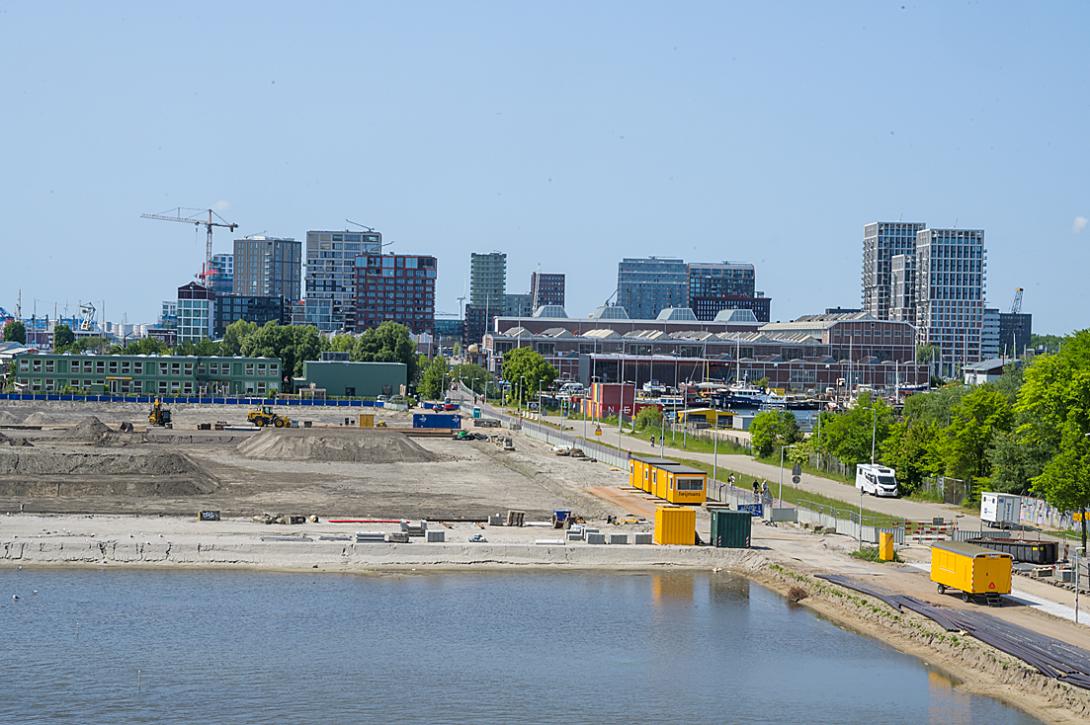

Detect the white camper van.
[{"left": 855, "top": 463, "right": 899, "bottom": 497}]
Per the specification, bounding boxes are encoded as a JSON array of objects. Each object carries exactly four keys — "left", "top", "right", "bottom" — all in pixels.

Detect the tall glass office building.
[
  {"left": 616, "top": 257, "right": 688, "bottom": 320},
  {"left": 304, "top": 229, "right": 383, "bottom": 331}
]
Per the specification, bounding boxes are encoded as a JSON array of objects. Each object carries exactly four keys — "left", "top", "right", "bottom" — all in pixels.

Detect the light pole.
[
  {"left": 712, "top": 423, "right": 719, "bottom": 484},
  {"left": 659, "top": 407, "right": 666, "bottom": 457}
]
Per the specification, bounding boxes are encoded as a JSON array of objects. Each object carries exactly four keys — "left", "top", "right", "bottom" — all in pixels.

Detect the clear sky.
[{"left": 1, "top": 1, "right": 1087, "bottom": 333}]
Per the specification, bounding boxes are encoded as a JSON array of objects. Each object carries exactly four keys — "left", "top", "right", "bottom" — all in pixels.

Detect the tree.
[
  {"left": 122, "top": 338, "right": 170, "bottom": 356},
  {"left": 1016, "top": 331, "right": 1090, "bottom": 549},
  {"left": 749, "top": 410, "right": 800, "bottom": 458},
  {"left": 53, "top": 324, "right": 75, "bottom": 350},
  {"left": 328, "top": 333, "right": 356, "bottom": 354},
  {"left": 634, "top": 406, "right": 662, "bottom": 431},
  {"left": 3, "top": 320, "right": 26, "bottom": 344},
  {"left": 501, "top": 347, "right": 557, "bottom": 406},
  {"left": 938, "top": 385, "right": 1013, "bottom": 485},
  {"left": 240, "top": 322, "right": 323, "bottom": 381},
  {"left": 221, "top": 319, "right": 258, "bottom": 356},
  {"left": 814, "top": 393, "right": 894, "bottom": 468},
  {"left": 175, "top": 338, "right": 221, "bottom": 356},
  {"left": 419, "top": 356, "right": 449, "bottom": 400},
  {"left": 451, "top": 362, "right": 489, "bottom": 394},
  {"left": 351, "top": 322, "right": 419, "bottom": 383}
]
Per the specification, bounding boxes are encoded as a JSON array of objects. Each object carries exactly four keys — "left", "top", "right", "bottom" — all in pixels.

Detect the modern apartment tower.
[
  {"left": 470, "top": 252, "right": 507, "bottom": 311},
  {"left": 686, "top": 262, "right": 770, "bottom": 322},
  {"left": 233, "top": 236, "right": 302, "bottom": 300},
  {"left": 529, "top": 272, "right": 565, "bottom": 310},
  {"left": 913, "top": 228, "right": 987, "bottom": 377},
  {"left": 304, "top": 229, "right": 383, "bottom": 331},
  {"left": 999, "top": 312, "right": 1032, "bottom": 357},
  {"left": 176, "top": 282, "right": 215, "bottom": 343},
  {"left": 616, "top": 257, "right": 688, "bottom": 320},
  {"left": 889, "top": 254, "right": 915, "bottom": 322},
  {"left": 208, "top": 254, "right": 235, "bottom": 296},
  {"left": 349, "top": 253, "right": 437, "bottom": 334},
  {"left": 862, "top": 222, "right": 927, "bottom": 319}
]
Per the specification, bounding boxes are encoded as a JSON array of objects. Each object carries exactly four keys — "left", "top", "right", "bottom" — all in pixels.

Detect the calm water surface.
[{"left": 0, "top": 570, "right": 1038, "bottom": 724}]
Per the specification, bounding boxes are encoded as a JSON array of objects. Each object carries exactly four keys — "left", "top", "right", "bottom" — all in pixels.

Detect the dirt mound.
[
  {"left": 68, "top": 416, "right": 111, "bottom": 441},
  {"left": 22, "top": 412, "right": 69, "bottom": 426},
  {"left": 0, "top": 449, "right": 201, "bottom": 476},
  {"left": 0, "top": 410, "right": 20, "bottom": 425},
  {"left": 237, "top": 429, "right": 438, "bottom": 464},
  {"left": 0, "top": 449, "right": 216, "bottom": 497}
]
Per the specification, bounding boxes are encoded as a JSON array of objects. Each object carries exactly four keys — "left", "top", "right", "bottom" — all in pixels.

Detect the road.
[{"left": 532, "top": 410, "right": 982, "bottom": 527}]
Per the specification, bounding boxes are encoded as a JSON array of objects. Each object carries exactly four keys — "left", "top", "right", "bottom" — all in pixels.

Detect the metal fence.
[
  {"left": 918, "top": 476, "right": 971, "bottom": 506},
  {"left": 0, "top": 392, "right": 379, "bottom": 408},
  {"left": 806, "top": 452, "right": 853, "bottom": 480},
  {"left": 482, "top": 401, "right": 912, "bottom": 545}
]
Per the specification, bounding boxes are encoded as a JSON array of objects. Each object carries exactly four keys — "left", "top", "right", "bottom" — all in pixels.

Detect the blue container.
[
  {"left": 412, "top": 413, "right": 462, "bottom": 429},
  {"left": 553, "top": 509, "right": 572, "bottom": 524}
]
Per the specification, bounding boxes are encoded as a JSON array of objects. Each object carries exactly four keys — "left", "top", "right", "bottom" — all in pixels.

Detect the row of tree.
[{"left": 781, "top": 330, "right": 1090, "bottom": 547}]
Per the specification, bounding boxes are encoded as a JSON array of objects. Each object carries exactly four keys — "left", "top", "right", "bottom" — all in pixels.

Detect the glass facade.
[
  {"left": 233, "top": 237, "right": 301, "bottom": 301},
  {"left": 176, "top": 283, "right": 214, "bottom": 343},
  {"left": 862, "top": 222, "right": 927, "bottom": 319},
  {"left": 304, "top": 230, "right": 383, "bottom": 331},
  {"left": 914, "top": 228, "right": 987, "bottom": 377},
  {"left": 616, "top": 257, "right": 688, "bottom": 320},
  {"left": 686, "top": 262, "right": 768, "bottom": 321}
]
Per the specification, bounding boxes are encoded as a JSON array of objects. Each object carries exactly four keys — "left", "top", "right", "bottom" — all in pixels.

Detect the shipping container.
[
  {"left": 967, "top": 537, "right": 1059, "bottom": 565},
  {"left": 654, "top": 506, "right": 696, "bottom": 546},
  {"left": 709, "top": 508, "right": 750, "bottom": 548},
  {"left": 931, "top": 541, "right": 1012, "bottom": 603},
  {"left": 980, "top": 492, "right": 1022, "bottom": 529},
  {"left": 411, "top": 413, "right": 462, "bottom": 429},
  {"left": 358, "top": 413, "right": 375, "bottom": 428}
]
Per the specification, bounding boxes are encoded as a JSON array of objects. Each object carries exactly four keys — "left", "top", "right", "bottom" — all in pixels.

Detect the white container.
[{"left": 981, "top": 492, "right": 1021, "bottom": 529}]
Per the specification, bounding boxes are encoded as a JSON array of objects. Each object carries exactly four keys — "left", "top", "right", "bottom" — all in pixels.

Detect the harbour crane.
[
  {"left": 1010, "top": 287, "right": 1024, "bottom": 315},
  {"left": 141, "top": 207, "right": 239, "bottom": 282}
]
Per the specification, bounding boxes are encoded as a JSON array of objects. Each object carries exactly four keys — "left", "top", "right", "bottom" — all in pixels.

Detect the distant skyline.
[{"left": 2, "top": 1, "right": 1088, "bottom": 333}]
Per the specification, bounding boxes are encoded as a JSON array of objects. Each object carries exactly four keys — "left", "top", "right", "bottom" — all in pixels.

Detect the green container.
[{"left": 710, "top": 508, "right": 751, "bottom": 548}]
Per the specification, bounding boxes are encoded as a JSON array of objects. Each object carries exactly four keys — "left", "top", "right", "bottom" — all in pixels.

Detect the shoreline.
[{"left": 4, "top": 517, "right": 1090, "bottom": 723}]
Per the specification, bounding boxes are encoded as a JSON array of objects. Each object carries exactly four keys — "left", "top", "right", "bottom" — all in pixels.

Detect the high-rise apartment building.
[
  {"left": 349, "top": 253, "right": 437, "bottom": 334},
  {"left": 913, "top": 228, "right": 987, "bottom": 377},
  {"left": 213, "top": 295, "right": 289, "bottom": 338},
  {"left": 686, "top": 262, "right": 770, "bottom": 322},
  {"left": 176, "top": 282, "right": 215, "bottom": 343},
  {"left": 617, "top": 257, "right": 688, "bottom": 320},
  {"left": 208, "top": 254, "right": 234, "bottom": 296},
  {"left": 304, "top": 229, "right": 383, "bottom": 331},
  {"left": 233, "top": 236, "right": 302, "bottom": 300},
  {"left": 889, "top": 254, "right": 915, "bottom": 322},
  {"left": 470, "top": 252, "right": 507, "bottom": 310},
  {"left": 530, "top": 272, "right": 565, "bottom": 309},
  {"left": 862, "top": 222, "right": 927, "bottom": 319}
]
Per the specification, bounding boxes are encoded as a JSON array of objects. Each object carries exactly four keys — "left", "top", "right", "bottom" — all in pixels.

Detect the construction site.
[{"left": 0, "top": 401, "right": 623, "bottom": 521}]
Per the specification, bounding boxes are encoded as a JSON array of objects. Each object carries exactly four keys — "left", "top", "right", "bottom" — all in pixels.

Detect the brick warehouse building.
[{"left": 349, "top": 253, "right": 437, "bottom": 334}]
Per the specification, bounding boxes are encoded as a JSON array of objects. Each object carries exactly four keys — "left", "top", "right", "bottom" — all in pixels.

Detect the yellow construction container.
[
  {"left": 659, "top": 464, "right": 707, "bottom": 505},
  {"left": 654, "top": 505, "right": 696, "bottom": 546},
  {"left": 931, "top": 541, "right": 1012, "bottom": 602},
  {"left": 358, "top": 413, "right": 375, "bottom": 429},
  {"left": 629, "top": 456, "right": 672, "bottom": 493},
  {"left": 878, "top": 532, "right": 894, "bottom": 561}
]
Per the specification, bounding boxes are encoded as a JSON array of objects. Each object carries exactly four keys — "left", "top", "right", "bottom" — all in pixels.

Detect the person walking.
[{"left": 752, "top": 480, "right": 760, "bottom": 501}]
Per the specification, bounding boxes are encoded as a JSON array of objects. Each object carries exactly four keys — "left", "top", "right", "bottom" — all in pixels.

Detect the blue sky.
[{"left": 1, "top": 1, "right": 1087, "bottom": 333}]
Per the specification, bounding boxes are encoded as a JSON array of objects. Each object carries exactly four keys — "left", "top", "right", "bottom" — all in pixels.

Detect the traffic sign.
[{"left": 792, "top": 474, "right": 801, "bottom": 484}]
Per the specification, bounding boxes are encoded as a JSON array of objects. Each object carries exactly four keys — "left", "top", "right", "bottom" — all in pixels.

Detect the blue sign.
[{"left": 737, "top": 503, "right": 764, "bottom": 517}]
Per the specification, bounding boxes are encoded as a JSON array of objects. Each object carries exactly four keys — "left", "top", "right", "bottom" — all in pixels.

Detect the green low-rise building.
[
  {"left": 294, "top": 360, "right": 407, "bottom": 398},
  {"left": 13, "top": 353, "right": 282, "bottom": 396}
]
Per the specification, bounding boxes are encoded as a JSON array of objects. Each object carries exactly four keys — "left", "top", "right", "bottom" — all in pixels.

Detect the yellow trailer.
[
  {"left": 654, "top": 505, "right": 696, "bottom": 545},
  {"left": 931, "top": 541, "right": 1012, "bottom": 604}
]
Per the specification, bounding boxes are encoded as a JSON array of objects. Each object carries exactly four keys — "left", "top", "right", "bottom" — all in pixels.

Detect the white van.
[{"left": 856, "top": 463, "right": 899, "bottom": 497}]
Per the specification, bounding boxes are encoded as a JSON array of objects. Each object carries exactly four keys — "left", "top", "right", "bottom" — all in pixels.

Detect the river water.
[{"left": 1, "top": 570, "right": 1038, "bottom": 724}]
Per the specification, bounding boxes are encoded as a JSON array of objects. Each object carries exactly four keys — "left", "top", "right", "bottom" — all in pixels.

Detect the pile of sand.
[
  {"left": 237, "top": 429, "right": 438, "bottom": 464},
  {"left": 0, "top": 410, "right": 21, "bottom": 425},
  {"left": 0, "top": 449, "right": 200, "bottom": 476},
  {"left": 60, "top": 416, "right": 112, "bottom": 444}
]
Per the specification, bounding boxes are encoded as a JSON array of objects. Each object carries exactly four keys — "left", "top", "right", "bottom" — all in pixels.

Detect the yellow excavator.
[
  {"left": 148, "top": 398, "right": 172, "bottom": 427},
  {"left": 247, "top": 405, "right": 290, "bottom": 428}
]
